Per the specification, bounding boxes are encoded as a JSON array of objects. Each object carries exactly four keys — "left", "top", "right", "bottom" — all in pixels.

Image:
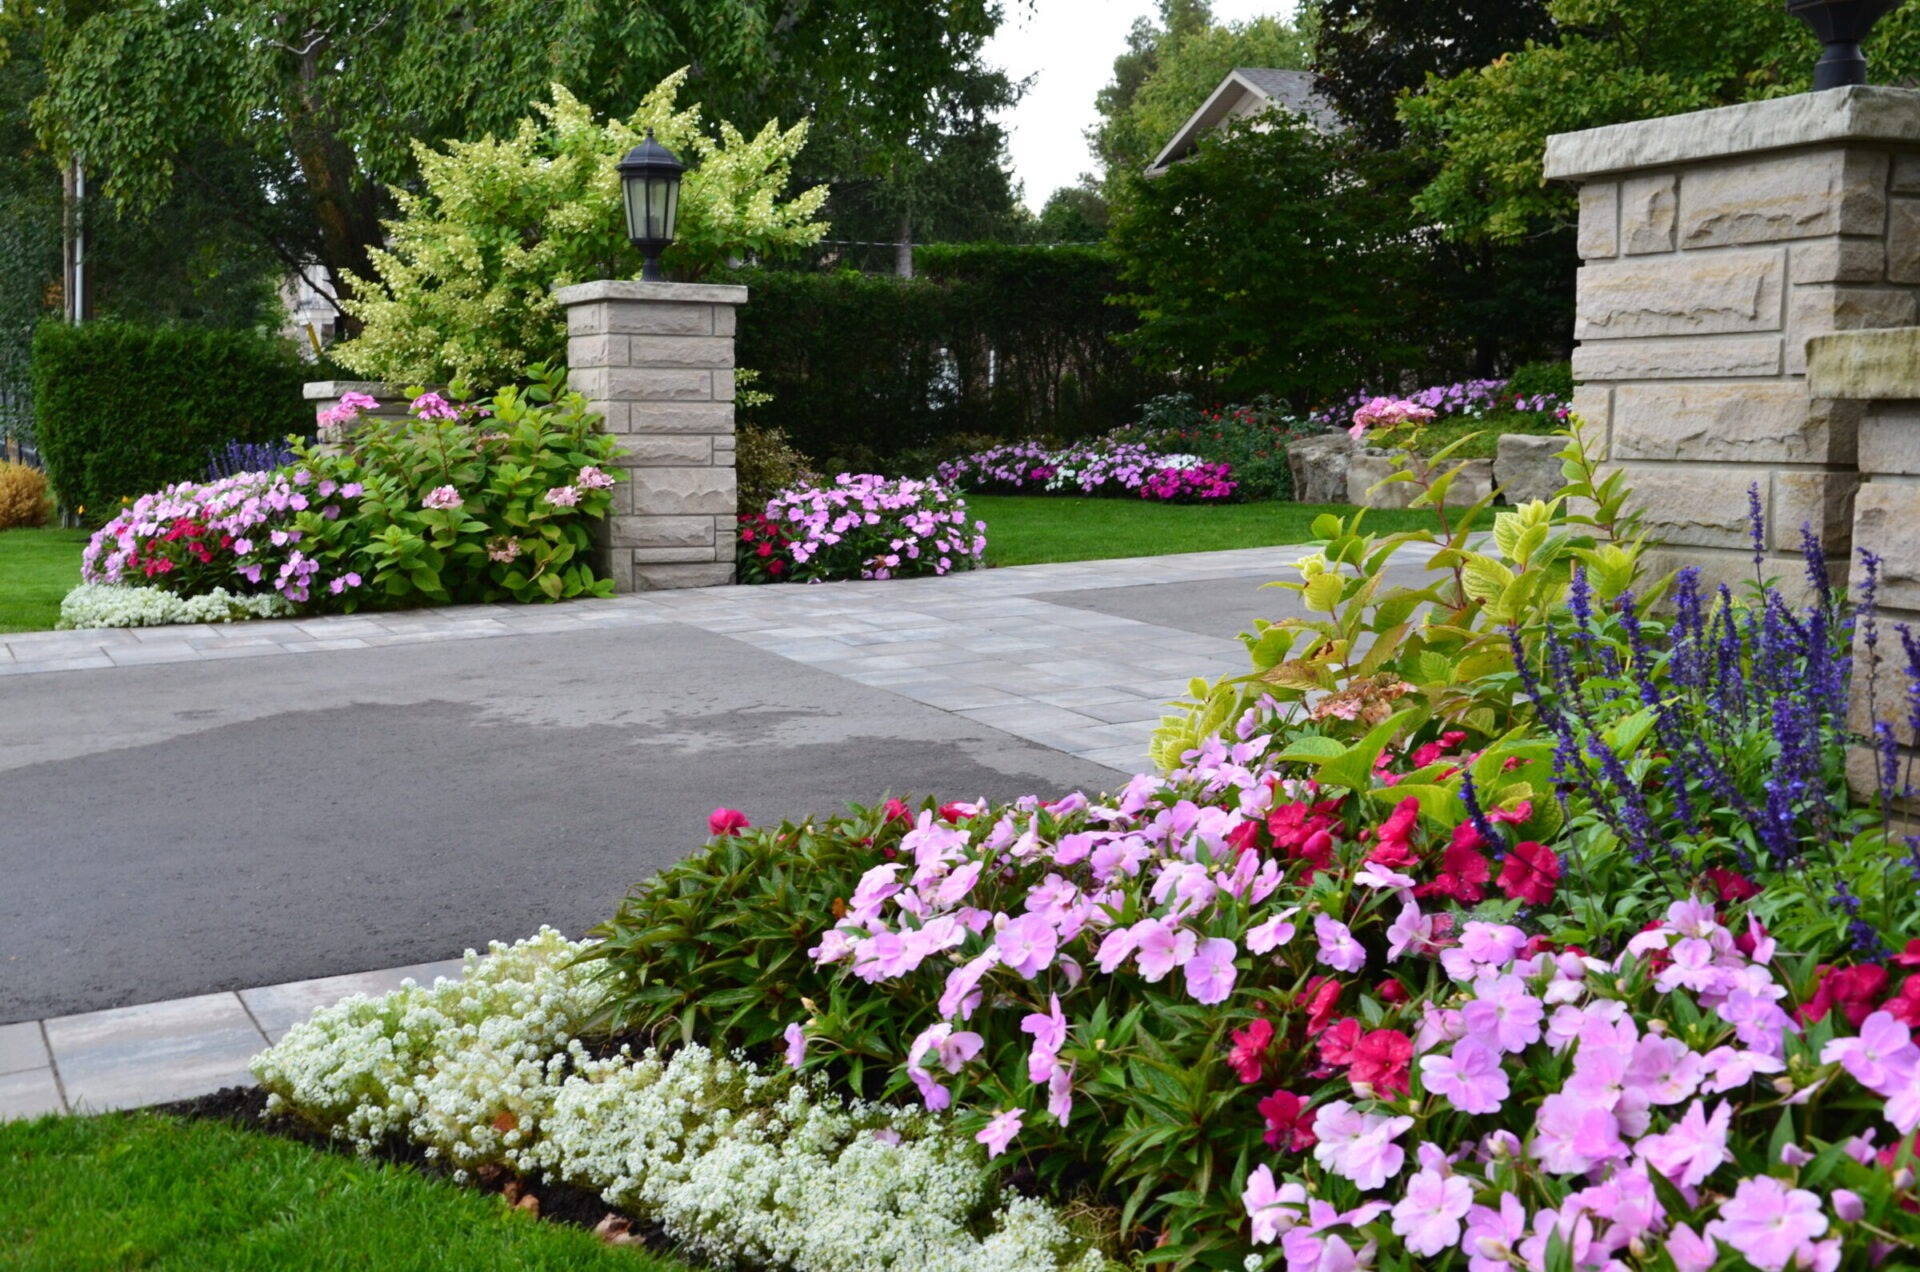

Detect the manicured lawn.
[
  {"left": 0, "top": 1112, "right": 693, "bottom": 1271},
  {"left": 0, "top": 527, "right": 88, "bottom": 633},
  {"left": 969, "top": 496, "right": 1441, "bottom": 567}
]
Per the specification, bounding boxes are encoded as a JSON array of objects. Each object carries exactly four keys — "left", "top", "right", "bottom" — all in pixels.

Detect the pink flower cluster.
[
  {"left": 1348, "top": 396, "right": 1437, "bottom": 440},
  {"left": 762, "top": 474, "right": 984, "bottom": 582},
  {"left": 937, "top": 438, "right": 1238, "bottom": 502},
  {"left": 84, "top": 469, "right": 364, "bottom": 605}
]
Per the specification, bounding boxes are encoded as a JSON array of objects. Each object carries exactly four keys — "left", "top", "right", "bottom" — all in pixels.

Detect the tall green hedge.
[
  {"left": 32, "top": 323, "right": 313, "bottom": 519},
  {"left": 725, "top": 244, "right": 1163, "bottom": 463}
]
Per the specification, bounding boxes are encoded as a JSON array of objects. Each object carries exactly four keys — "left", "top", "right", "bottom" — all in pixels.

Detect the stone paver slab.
[
  {"left": 45, "top": 993, "right": 266, "bottom": 1113},
  {"left": 0, "top": 1068, "right": 65, "bottom": 1120},
  {"left": 0, "top": 1021, "right": 49, "bottom": 1075}
]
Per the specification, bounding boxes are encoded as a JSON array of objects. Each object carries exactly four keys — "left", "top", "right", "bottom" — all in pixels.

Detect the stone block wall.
[
  {"left": 1808, "top": 326, "right": 1920, "bottom": 792},
  {"left": 1546, "top": 87, "right": 1920, "bottom": 597},
  {"left": 303, "top": 381, "right": 412, "bottom": 446},
  {"left": 556, "top": 281, "right": 745, "bottom": 592}
]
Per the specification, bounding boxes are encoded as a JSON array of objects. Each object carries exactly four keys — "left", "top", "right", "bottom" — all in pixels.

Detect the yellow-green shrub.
[{"left": 0, "top": 461, "right": 50, "bottom": 529}]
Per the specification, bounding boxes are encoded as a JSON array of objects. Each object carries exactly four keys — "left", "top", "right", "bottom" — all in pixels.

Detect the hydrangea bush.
[
  {"left": 745, "top": 475, "right": 985, "bottom": 584},
  {"left": 251, "top": 930, "right": 1107, "bottom": 1272}
]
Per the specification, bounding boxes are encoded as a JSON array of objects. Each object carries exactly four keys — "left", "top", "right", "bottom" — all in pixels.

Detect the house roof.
[{"left": 1145, "top": 68, "right": 1341, "bottom": 176}]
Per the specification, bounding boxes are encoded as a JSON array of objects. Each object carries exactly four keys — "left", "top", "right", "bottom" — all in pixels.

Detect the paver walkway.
[{"left": 2, "top": 543, "right": 1445, "bottom": 1118}]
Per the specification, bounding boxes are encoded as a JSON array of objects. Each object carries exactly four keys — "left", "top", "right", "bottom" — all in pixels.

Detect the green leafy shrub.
[
  {"left": 1120, "top": 393, "right": 1325, "bottom": 501},
  {"left": 333, "top": 73, "right": 828, "bottom": 390},
  {"left": 32, "top": 322, "right": 311, "bottom": 521},
  {"left": 296, "top": 366, "right": 624, "bottom": 606},
  {"left": 730, "top": 245, "right": 1161, "bottom": 463},
  {"left": 734, "top": 423, "right": 819, "bottom": 514}
]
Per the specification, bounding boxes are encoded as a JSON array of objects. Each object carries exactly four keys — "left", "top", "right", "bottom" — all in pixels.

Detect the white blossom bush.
[
  {"left": 251, "top": 929, "right": 1106, "bottom": 1272},
  {"left": 58, "top": 582, "right": 294, "bottom": 629}
]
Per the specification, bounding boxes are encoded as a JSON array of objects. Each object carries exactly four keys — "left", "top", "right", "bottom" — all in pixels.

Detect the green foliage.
[
  {"left": 733, "top": 423, "right": 819, "bottom": 514},
  {"left": 1402, "top": 0, "right": 1920, "bottom": 243},
  {"left": 1092, "top": 1, "right": 1311, "bottom": 191},
  {"left": 1034, "top": 177, "right": 1110, "bottom": 243},
  {"left": 730, "top": 245, "right": 1161, "bottom": 463},
  {"left": 1150, "top": 424, "right": 1648, "bottom": 770},
  {"left": 1110, "top": 116, "right": 1427, "bottom": 404},
  {"left": 297, "top": 366, "right": 623, "bottom": 606},
  {"left": 334, "top": 76, "right": 827, "bottom": 390},
  {"left": 31, "top": 321, "right": 311, "bottom": 519}
]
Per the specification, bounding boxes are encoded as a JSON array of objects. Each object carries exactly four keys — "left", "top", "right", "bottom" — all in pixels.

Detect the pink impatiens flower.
[
  {"left": 1390, "top": 1165, "right": 1474, "bottom": 1257},
  {"left": 783, "top": 1022, "right": 807, "bottom": 1069},
  {"left": 976, "top": 1108, "right": 1023, "bottom": 1159},
  {"left": 1314, "top": 915, "right": 1367, "bottom": 973},
  {"left": 996, "top": 913, "right": 1058, "bottom": 979},
  {"left": 1462, "top": 1192, "right": 1528, "bottom": 1272},
  {"left": 1184, "top": 936, "right": 1239, "bottom": 1005},
  {"left": 1133, "top": 919, "right": 1197, "bottom": 982},
  {"left": 1021, "top": 993, "right": 1067, "bottom": 1082},
  {"left": 1228, "top": 1018, "right": 1274, "bottom": 1085},
  {"left": 708, "top": 807, "right": 749, "bottom": 836},
  {"left": 1312, "top": 1099, "right": 1413, "bottom": 1190},
  {"left": 1241, "top": 1164, "right": 1307, "bottom": 1244},
  {"left": 1821, "top": 1010, "right": 1919, "bottom": 1095},
  {"left": 1707, "top": 1176, "right": 1830, "bottom": 1272},
  {"left": 1419, "top": 1037, "right": 1510, "bottom": 1115},
  {"left": 1634, "top": 1098, "right": 1732, "bottom": 1188}
]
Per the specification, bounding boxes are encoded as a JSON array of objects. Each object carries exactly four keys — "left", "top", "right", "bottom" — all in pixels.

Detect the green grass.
[
  {"left": 970, "top": 496, "right": 1439, "bottom": 568},
  {"left": 0, "top": 1112, "right": 694, "bottom": 1271},
  {"left": 0, "top": 527, "right": 88, "bottom": 633}
]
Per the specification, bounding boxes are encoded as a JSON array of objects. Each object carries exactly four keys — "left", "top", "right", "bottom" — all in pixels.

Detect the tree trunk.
[
  {"left": 895, "top": 207, "right": 914, "bottom": 278},
  {"left": 285, "top": 37, "right": 385, "bottom": 339}
]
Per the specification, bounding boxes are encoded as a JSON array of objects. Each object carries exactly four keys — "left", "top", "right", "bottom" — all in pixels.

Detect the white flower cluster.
[
  {"left": 252, "top": 929, "right": 1106, "bottom": 1272},
  {"left": 57, "top": 582, "right": 294, "bottom": 629}
]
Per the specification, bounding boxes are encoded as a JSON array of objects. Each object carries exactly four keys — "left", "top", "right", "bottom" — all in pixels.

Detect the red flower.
[
  {"left": 1801, "top": 963, "right": 1890, "bottom": 1028},
  {"left": 1258, "top": 1089, "right": 1318, "bottom": 1151},
  {"left": 707, "top": 807, "right": 750, "bottom": 837},
  {"left": 1883, "top": 975, "right": 1920, "bottom": 1029},
  {"left": 756, "top": 542, "right": 774, "bottom": 558},
  {"left": 1419, "top": 823, "right": 1492, "bottom": 904},
  {"left": 937, "top": 802, "right": 971, "bottom": 823},
  {"left": 1367, "top": 796, "right": 1422, "bottom": 868},
  {"left": 1487, "top": 800, "right": 1533, "bottom": 826},
  {"left": 1226, "top": 819, "right": 1265, "bottom": 859},
  {"left": 1704, "top": 866, "right": 1761, "bottom": 903},
  {"left": 1227, "top": 1018, "right": 1274, "bottom": 1085},
  {"left": 1895, "top": 938, "right": 1920, "bottom": 968},
  {"left": 1496, "top": 840, "right": 1560, "bottom": 906},
  {"left": 881, "top": 799, "right": 912, "bottom": 825},
  {"left": 768, "top": 560, "right": 786, "bottom": 577},
  {"left": 1350, "top": 1028, "right": 1413, "bottom": 1097},
  {"left": 1318, "top": 1017, "right": 1363, "bottom": 1068},
  {"left": 1299, "top": 976, "right": 1342, "bottom": 1036},
  {"left": 1377, "top": 978, "right": 1409, "bottom": 1005},
  {"left": 1267, "top": 799, "right": 1340, "bottom": 851},
  {"left": 1409, "top": 730, "right": 1469, "bottom": 769}
]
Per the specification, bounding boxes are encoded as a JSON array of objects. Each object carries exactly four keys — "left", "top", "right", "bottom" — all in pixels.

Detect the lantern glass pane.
[
  {"left": 663, "top": 181, "right": 680, "bottom": 240},
  {"left": 622, "top": 174, "right": 644, "bottom": 241},
  {"left": 646, "top": 176, "right": 665, "bottom": 239}
]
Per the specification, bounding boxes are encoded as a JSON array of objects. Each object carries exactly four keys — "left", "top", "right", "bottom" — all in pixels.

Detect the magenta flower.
[
  {"left": 1460, "top": 974, "right": 1545, "bottom": 1054},
  {"left": 975, "top": 1108, "right": 1023, "bottom": 1160},
  {"left": 1314, "top": 915, "right": 1366, "bottom": 973},
  {"left": 1184, "top": 936, "right": 1239, "bottom": 1005},
  {"left": 708, "top": 807, "right": 749, "bottom": 836},
  {"left": 1531, "top": 1094, "right": 1628, "bottom": 1175},
  {"left": 1390, "top": 1165, "right": 1474, "bottom": 1257},
  {"left": 1419, "top": 1037, "right": 1510, "bottom": 1115},
  {"left": 410, "top": 391, "right": 459, "bottom": 420},
  {"left": 995, "top": 913, "right": 1058, "bottom": 979},
  {"left": 1708, "top": 1176, "right": 1830, "bottom": 1272}
]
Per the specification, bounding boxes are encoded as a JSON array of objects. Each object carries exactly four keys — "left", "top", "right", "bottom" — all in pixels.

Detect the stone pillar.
[
  {"left": 554, "top": 281, "right": 744, "bottom": 592},
  {"left": 1545, "top": 86, "right": 1920, "bottom": 597},
  {"left": 1807, "top": 326, "right": 1920, "bottom": 794},
  {"left": 302, "top": 380, "right": 411, "bottom": 445}
]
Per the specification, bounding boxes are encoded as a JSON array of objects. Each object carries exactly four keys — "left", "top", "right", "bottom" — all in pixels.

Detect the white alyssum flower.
[
  {"left": 57, "top": 582, "right": 293, "bottom": 629},
  {"left": 252, "top": 929, "right": 1107, "bottom": 1272}
]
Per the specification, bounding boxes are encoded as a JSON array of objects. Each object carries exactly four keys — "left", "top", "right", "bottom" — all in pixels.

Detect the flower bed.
[
  {"left": 935, "top": 438, "right": 1238, "bottom": 503},
  {"left": 63, "top": 366, "right": 624, "bottom": 626},
  {"left": 258, "top": 435, "right": 1920, "bottom": 1270},
  {"left": 739, "top": 474, "right": 985, "bottom": 584}
]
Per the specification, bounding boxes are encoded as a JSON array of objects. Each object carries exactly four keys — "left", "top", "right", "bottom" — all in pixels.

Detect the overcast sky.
[{"left": 982, "top": 0, "right": 1302, "bottom": 211}]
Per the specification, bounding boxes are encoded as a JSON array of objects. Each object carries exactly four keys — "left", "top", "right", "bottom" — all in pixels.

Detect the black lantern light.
[
  {"left": 617, "top": 128, "right": 685, "bottom": 282},
  {"left": 1786, "top": 0, "right": 1908, "bottom": 90}
]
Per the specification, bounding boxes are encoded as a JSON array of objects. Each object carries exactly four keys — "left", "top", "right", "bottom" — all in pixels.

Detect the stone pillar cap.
[
  {"left": 1545, "top": 85, "right": 1920, "bottom": 182},
  {"left": 303, "top": 380, "right": 404, "bottom": 400},
  {"left": 553, "top": 280, "right": 749, "bottom": 307},
  {"left": 1806, "top": 326, "right": 1920, "bottom": 400}
]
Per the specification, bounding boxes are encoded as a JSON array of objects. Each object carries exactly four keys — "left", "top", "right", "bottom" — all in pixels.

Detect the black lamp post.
[
  {"left": 1787, "top": 0, "right": 1908, "bottom": 90},
  {"left": 617, "top": 128, "right": 685, "bottom": 282}
]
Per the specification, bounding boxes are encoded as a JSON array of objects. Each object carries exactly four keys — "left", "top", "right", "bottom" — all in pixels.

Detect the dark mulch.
[{"left": 156, "top": 1086, "right": 679, "bottom": 1255}]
